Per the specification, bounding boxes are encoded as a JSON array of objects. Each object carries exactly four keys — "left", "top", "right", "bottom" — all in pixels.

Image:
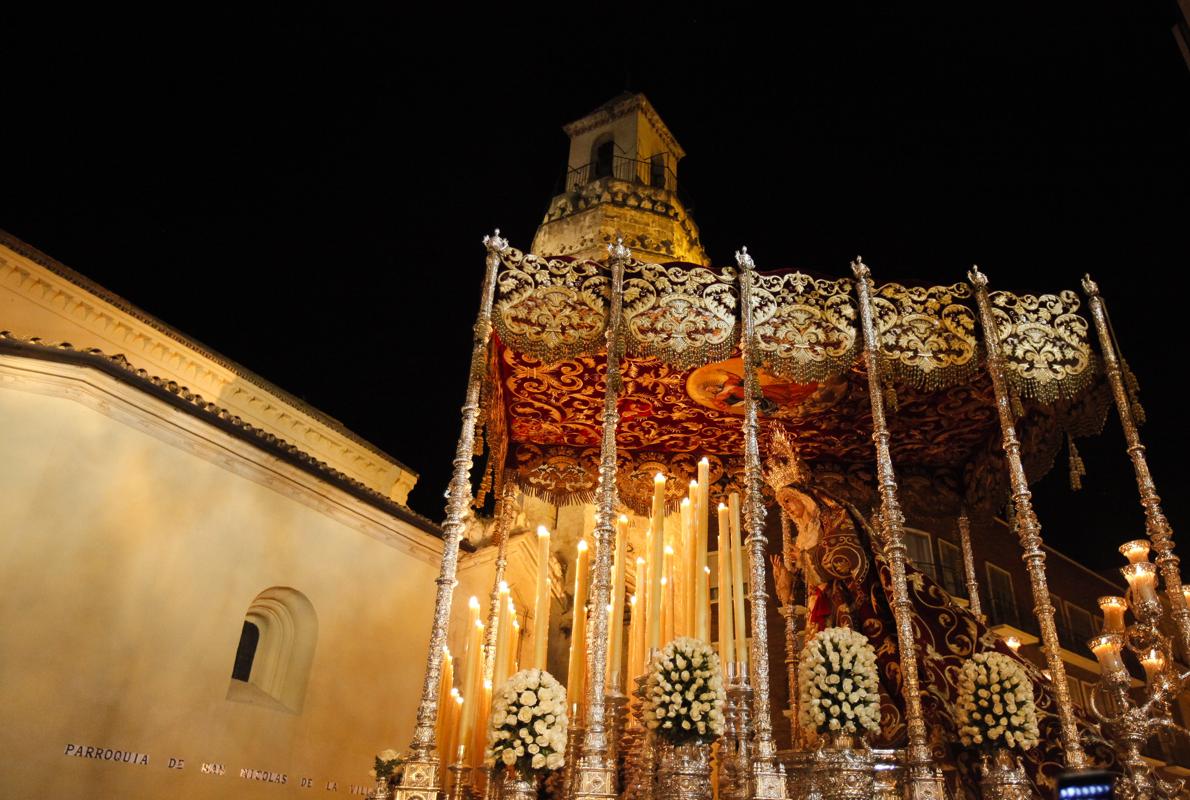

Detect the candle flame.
[
  {"left": 661, "top": 576, "right": 668, "bottom": 586},
  {"left": 654, "top": 472, "right": 666, "bottom": 483},
  {"left": 699, "top": 456, "right": 709, "bottom": 465},
  {"left": 469, "top": 596, "right": 480, "bottom": 609},
  {"left": 537, "top": 525, "right": 551, "bottom": 538},
  {"left": 704, "top": 566, "right": 711, "bottom": 574},
  {"left": 630, "top": 594, "right": 637, "bottom": 605},
  {"left": 618, "top": 514, "right": 629, "bottom": 523},
  {"left": 681, "top": 497, "right": 691, "bottom": 508},
  {"left": 607, "top": 603, "right": 614, "bottom": 612},
  {"left": 689, "top": 480, "right": 698, "bottom": 490},
  {"left": 498, "top": 581, "right": 509, "bottom": 593},
  {"left": 636, "top": 556, "right": 646, "bottom": 565},
  {"left": 665, "top": 545, "right": 675, "bottom": 556},
  {"left": 484, "top": 679, "right": 492, "bottom": 690},
  {"left": 475, "top": 619, "right": 484, "bottom": 629},
  {"left": 577, "top": 539, "right": 588, "bottom": 552}
]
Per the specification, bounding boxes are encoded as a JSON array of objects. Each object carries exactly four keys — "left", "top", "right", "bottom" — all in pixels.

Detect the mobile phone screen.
[{"left": 1056, "top": 769, "right": 1116, "bottom": 799}]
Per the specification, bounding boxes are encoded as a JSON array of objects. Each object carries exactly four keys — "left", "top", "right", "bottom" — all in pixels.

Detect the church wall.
[
  {"left": 0, "top": 238, "right": 418, "bottom": 503},
  {"left": 0, "top": 354, "right": 444, "bottom": 799}
]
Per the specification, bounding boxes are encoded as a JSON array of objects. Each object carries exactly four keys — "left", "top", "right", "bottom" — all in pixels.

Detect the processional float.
[{"left": 387, "top": 232, "right": 1190, "bottom": 800}]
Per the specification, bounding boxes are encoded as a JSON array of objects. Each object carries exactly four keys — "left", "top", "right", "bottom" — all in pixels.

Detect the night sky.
[{"left": 4, "top": 7, "right": 1188, "bottom": 570}]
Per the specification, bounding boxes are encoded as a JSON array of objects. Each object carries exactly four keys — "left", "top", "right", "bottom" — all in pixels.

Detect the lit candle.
[
  {"left": 509, "top": 613, "right": 520, "bottom": 675},
  {"left": 457, "top": 608, "right": 485, "bottom": 759},
  {"left": 1140, "top": 647, "right": 1166, "bottom": 682},
  {"left": 1003, "top": 636, "right": 1021, "bottom": 653},
  {"left": 680, "top": 496, "right": 693, "bottom": 638},
  {"left": 607, "top": 516, "right": 628, "bottom": 690},
  {"left": 1120, "top": 539, "right": 1151, "bottom": 564},
  {"left": 437, "top": 645, "right": 454, "bottom": 767},
  {"left": 446, "top": 689, "right": 463, "bottom": 765},
  {"left": 1098, "top": 596, "right": 1127, "bottom": 633},
  {"left": 1089, "top": 633, "right": 1127, "bottom": 678},
  {"left": 729, "top": 492, "right": 748, "bottom": 670},
  {"left": 664, "top": 544, "right": 676, "bottom": 645},
  {"left": 648, "top": 473, "right": 666, "bottom": 650},
  {"left": 703, "top": 565, "right": 711, "bottom": 645},
  {"left": 469, "top": 679, "right": 492, "bottom": 768},
  {"left": 627, "top": 593, "right": 640, "bottom": 684},
  {"left": 493, "top": 582, "right": 512, "bottom": 689},
  {"left": 567, "top": 539, "right": 590, "bottom": 710},
  {"left": 696, "top": 458, "right": 710, "bottom": 642},
  {"left": 1183, "top": 586, "right": 1190, "bottom": 609},
  {"left": 534, "top": 525, "right": 552, "bottom": 669},
  {"left": 716, "top": 502, "right": 734, "bottom": 668},
  {"left": 1122, "top": 561, "right": 1159, "bottom": 606}
]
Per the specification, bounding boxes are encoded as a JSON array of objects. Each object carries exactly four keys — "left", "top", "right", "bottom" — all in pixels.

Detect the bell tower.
[{"left": 531, "top": 93, "right": 709, "bottom": 265}]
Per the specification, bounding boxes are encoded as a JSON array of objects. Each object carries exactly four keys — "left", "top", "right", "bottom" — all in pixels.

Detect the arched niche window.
[
  {"left": 649, "top": 153, "right": 666, "bottom": 188},
  {"left": 591, "top": 135, "right": 615, "bottom": 179},
  {"left": 227, "top": 587, "right": 317, "bottom": 714}
]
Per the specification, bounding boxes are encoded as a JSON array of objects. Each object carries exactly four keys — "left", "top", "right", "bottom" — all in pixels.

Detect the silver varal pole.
[
  {"left": 957, "top": 507, "right": 984, "bottom": 622},
  {"left": 968, "top": 265, "right": 1088, "bottom": 771},
  {"left": 852, "top": 256, "right": 947, "bottom": 799},
  {"left": 1083, "top": 274, "right": 1190, "bottom": 659},
  {"left": 395, "top": 230, "right": 507, "bottom": 800},
  {"left": 574, "top": 237, "right": 630, "bottom": 800},
  {"left": 737, "top": 247, "right": 789, "bottom": 800}
]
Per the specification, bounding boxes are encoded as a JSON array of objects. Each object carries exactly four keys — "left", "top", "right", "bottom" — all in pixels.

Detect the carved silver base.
[
  {"left": 374, "top": 778, "right": 393, "bottom": 800},
  {"left": 977, "top": 748, "right": 1030, "bottom": 800},
  {"left": 393, "top": 755, "right": 441, "bottom": 800},
  {"left": 903, "top": 760, "right": 947, "bottom": 800},
  {"left": 811, "top": 735, "right": 873, "bottom": 800},
  {"left": 573, "top": 752, "right": 617, "bottom": 800},
  {"left": 561, "top": 725, "right": 584, "bottom": 800},
  {"left": 494, "top": 769, "right": 538, "bottom": 800},
  {"left": 448, "top": 761, "right": 472, "bottom": 800},
  {"left": 751, "top": 755, "right": 789, "bottom": 800},
  {"left": 657, "top": 740, "right": 712, "bottom": 800},
  {"left": 720, "top": 681, "right": 755, "bottom": 800}
]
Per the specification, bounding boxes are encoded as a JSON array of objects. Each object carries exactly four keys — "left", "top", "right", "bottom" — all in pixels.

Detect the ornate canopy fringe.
[{"left": 484, "top": 245, "right": 1104, "bottom": 512}]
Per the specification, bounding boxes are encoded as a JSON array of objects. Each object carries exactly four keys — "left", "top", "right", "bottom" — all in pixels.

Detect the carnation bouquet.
[
  {"left": 486, "top": 668, "right": 568, "bottom": 775},
  {"left": 955, "top": 652, "right": 1039, "bottom": 752},
  {"left": 642, "top": 636, "right": 726, "bottom": 744},
  {"left": 798, "top": 626, "right": 881, "bottom": 737}
]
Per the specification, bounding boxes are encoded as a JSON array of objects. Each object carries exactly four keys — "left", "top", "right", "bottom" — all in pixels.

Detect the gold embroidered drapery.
[{"left": 484, "top": 245, "right": 1104, "bottom": 509}]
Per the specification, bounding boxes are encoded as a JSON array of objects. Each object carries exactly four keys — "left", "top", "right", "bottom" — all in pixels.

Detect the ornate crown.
[{"left": 764, "top": 425, "right": 811, "bottom": 490}]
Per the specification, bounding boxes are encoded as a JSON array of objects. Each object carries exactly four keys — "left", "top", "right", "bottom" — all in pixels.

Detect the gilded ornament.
[
  {"left": 494, "top": 248, "right": 609, "bottom": 363},
  {"left": 750, "top": 271, "right": 859, "bottom": 383},
  {"left": 622, "top": 259, "right": 738, "bottom": 369},
  {"left": 871, "top": 281, "right": 978, "bottom": 391},
  {"left": 985, "top": 287, "right": 1095, "bottom": 404}
]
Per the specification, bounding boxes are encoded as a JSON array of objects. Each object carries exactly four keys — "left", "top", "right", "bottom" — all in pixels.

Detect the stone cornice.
[
  {"left": 0, "top": 332, "right": 462, "bottom": 547},
  {"left": 0, "top": 230, "right": 417, "bottom": 502},
  {"left": 563, "top": 93, "right": 686, "bottom": 160}
]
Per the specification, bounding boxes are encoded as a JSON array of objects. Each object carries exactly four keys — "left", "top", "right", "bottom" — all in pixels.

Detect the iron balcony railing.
[{"left": 562, "top": 154, "right": 683, "bottom": 198}]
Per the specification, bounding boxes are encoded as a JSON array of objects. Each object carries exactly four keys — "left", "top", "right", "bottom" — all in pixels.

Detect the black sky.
[{"left": 4, "top": 7, "right": 1188, "bottom": 570}]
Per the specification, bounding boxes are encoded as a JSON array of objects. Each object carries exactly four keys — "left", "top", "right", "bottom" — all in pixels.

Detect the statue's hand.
[{"left": 771, "top": 554, "right": 794, "bottom": 606}]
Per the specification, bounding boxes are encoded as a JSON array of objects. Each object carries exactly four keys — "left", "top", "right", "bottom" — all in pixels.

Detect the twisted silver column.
[
  {"left": 969, "top": 265, "right": 1088, "bottom": 770},
  {"left": 736, "top": 248, "right": 788, "bottom": 800},
  {"left": 575, "top": 237, "right": 630, "bottom": 800},
  {"left": 1083, "top": 275, "right": 1190, "bottom": 660},
  {"left": 395, "top": 231, "right": 508, "bottom": 800},
  {"left": 851, "top": 257, "right": 945, "bottom": 799}
]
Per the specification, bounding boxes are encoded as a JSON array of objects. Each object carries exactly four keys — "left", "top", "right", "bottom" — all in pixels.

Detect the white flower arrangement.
[
  {"left": 642, "top": 636, "right": 726, "bottom": 744},
  {"left": 955, "top": 652, "right": 1039, "bottom": 751},
  {"left": 797, "top": 626, "right": 881, "bottom": 736},
  {"left": 486, "top": 668, "right": 568, "bottom": 775}
]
